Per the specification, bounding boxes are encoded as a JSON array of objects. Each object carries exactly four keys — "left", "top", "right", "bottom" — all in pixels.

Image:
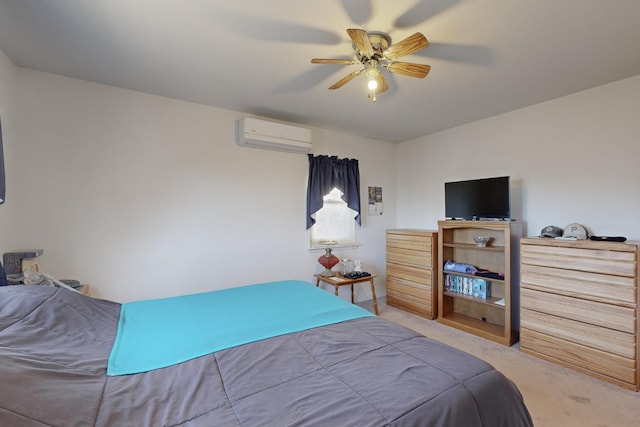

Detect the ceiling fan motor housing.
[{"left": 354, "top": 31, "right": 391, "bottom": 64}]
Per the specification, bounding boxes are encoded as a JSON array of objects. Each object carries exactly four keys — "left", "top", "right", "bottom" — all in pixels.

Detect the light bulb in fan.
[
  {"left": 365, "top": 68, "right": 380, "bottom": 89},
  {"left": 365, "top": 68, "right": 380, "bottom": 102}
]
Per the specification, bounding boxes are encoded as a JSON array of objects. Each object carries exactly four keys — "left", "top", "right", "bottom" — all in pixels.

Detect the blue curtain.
[
  {"left": 0, "top": 116, "right": 4, "bottom": 204},
  {"left": 306, "top": 154, "right": 361, "bottom": 229}
]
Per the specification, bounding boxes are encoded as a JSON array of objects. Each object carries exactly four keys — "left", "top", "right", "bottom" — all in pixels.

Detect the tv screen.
[{"left": 445, "top": 176, "right": 511, "bottom": 220}]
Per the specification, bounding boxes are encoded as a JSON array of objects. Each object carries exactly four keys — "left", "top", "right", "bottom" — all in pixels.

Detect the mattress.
[{"left": 0, "top": 283, "right": 533, "bottom": 426}]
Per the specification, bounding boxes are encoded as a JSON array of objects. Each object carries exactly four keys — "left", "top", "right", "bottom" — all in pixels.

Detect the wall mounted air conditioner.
[{"left": 236, "top": 117, "right": 312, "bottom": 154}]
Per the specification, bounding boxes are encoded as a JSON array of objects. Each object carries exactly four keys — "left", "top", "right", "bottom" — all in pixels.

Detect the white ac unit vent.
[{"left": 236, "top": 117, "right": 312, "bottom": 154}]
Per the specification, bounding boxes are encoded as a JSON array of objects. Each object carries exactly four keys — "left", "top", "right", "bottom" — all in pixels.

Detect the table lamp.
[{"left": 317, "top": 240, "right": 339, "bottom": 276}]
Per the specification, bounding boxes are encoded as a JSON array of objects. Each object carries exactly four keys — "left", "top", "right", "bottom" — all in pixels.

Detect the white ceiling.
[{"left": 1, "top": 0, "right": 639, "bottom": 143}]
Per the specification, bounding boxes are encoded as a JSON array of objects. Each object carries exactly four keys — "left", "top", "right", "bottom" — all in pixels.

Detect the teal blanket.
[{"left": 107, "top": 280, "right": 373, "bottom": 376}]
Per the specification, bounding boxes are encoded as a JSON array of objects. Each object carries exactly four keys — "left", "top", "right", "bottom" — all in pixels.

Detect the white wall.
[
  {"left": 396, "top": 75, "right": 640, "bottom": 240},
  {"left": 4, "top": 66, "right": 397, "bottom": 302},
  {"left": 4, "top": 48, "right": 638, "bottom": 304}
]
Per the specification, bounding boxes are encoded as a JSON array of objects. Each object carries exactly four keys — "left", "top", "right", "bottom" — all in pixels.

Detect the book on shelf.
[
  {"left": 444, "top": 274, "right": 491, "bottom": 299},
  {"left": 472, "top": 278, "right": 490, "bottom": 299}
]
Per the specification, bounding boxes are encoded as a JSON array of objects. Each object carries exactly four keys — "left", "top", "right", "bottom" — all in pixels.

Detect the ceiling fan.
[{"left": 311, "top": 29, "right": 431, "bottom": 102}]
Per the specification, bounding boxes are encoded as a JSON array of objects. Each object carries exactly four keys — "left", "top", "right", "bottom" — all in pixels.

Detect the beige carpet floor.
[{"left": 376, "top": 303, "right": 640, "bottom": 427}]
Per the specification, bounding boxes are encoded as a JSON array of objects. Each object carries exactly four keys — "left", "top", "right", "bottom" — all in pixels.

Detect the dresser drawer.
[
  {"left": 386, "top": 232, "right": 434, "bottom": 251},
  {"left": 386, "top": 262, "right": 432, "bottom": 285},
  {"left": 386, "top": 275, "right": 432, "bottom": 300},
  {"left": 386, "top": 231, "right": 434, "bottom": 268},
  {"left": 521, "top": 328, "right": 637, "bottom": 387},
  {"left": 521, "top": 243, "right": 637, "bottom": 277},
  {"left": 521, "top": 308, "right": 635, "bottom": 359},
  {"left": 386, "top": 276, "right": 434, "bottom": 317},
  {"left": 386, "top": 246, "right": 432, "bottom": 268},
  {"left": 521, "top": 288, "right": 636, "bottom": 333},
  {"left": 521, "top": 263, "right": 636, "bottom": 306}
]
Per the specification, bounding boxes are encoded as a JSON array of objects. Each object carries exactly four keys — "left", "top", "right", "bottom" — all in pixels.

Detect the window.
[
  {"left": 310, "top": 188, "right": 357, "bottom": 247},
  {"left": 306, "top": 154, "right": 361, "bottom": 248}
]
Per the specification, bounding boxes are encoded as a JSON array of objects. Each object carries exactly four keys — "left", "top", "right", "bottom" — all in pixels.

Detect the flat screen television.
[{"left": 445, "top": 176, "right": 511, "bottom": 220}]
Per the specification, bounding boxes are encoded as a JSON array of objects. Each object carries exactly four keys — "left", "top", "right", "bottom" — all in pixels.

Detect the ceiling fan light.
[{"left": 365, "top": 68, "right": 380, "bottom": 91}]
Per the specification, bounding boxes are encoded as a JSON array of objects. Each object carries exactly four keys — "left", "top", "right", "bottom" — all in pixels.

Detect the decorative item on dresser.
[
  {"left": 437, "top": 220, "right": 523, "bottom": 346},
  {"left": 520, "top": 237, "right": 640, "bottom": 391},
  {"left": 385, "top": 229, "right": 438, "bottom": 319}
]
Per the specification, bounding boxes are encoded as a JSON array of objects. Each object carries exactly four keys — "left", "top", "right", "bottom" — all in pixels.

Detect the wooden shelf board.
[
  {"left": 443, "top": 291, "right": 503, "bottom": 307},
  {"left": 442, "top": 271, "right": 505, "bottom": 285},
  {"left": 438, "top": 312, "right": 509, "bottom": 344},
  {"left": 443, "top": 242, "right": 505, "bottom": 251}
]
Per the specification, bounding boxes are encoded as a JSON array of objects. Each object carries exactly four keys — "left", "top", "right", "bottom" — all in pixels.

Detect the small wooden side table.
[{"left": 314, "top": 273, "right": 379, "bottom": 315}]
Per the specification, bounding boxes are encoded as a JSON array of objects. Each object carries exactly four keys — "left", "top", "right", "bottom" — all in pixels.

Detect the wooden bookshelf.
[{"left": 437, "top": 220, "right": 522, "bottom": 346}]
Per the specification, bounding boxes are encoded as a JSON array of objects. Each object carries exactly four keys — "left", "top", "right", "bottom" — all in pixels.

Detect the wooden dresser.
[
  {"left": 386, "top": 229, "right": 438, "bottom": 319},
  {"left": 520, "top": 237, "right": 639, "bottom": 390}
]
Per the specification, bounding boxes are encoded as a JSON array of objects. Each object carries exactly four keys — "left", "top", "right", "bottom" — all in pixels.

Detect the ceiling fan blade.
[
  {"left": 376, "top": 73, "right": 389, "bottom": 94},
  {"left": 383, "top": 32, "right": 429, "bottom": 60},
  {"left": 387, "top": 62, "right": 431, "bottom": 78},
  {"left": 329, "top": 70, "right": 362, "bottom": 90},
  {"left": 311, "top": 58, "right": 358, "bottom": 65},
  {"left": 347, "top": 28, "right": 374, "bottom": 57}
]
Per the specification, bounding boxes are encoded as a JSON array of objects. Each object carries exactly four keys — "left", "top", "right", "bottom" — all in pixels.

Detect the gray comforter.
[{"left": 0, "top": 285, "right": 533, "bottom": 426}]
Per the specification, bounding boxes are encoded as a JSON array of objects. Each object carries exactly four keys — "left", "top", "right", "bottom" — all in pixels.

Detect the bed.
[{"left": 0, "top": 280, "right": 533, "bottom": 426}]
